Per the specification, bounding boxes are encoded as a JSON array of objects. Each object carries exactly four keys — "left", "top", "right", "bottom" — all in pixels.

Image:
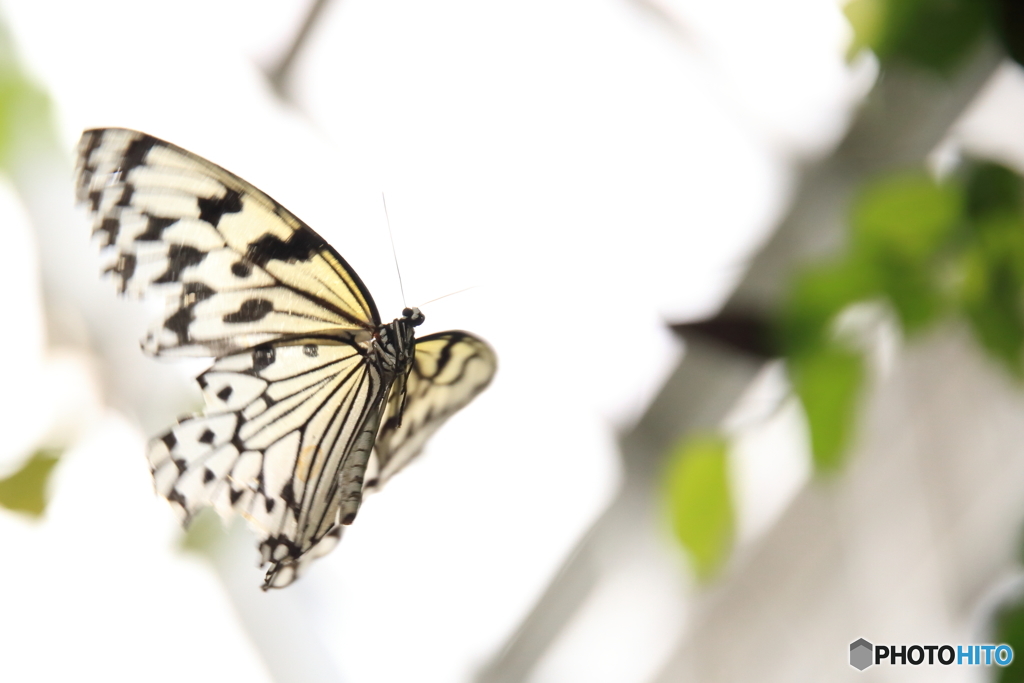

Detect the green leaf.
[
  {"left": 0, "top": 449, "right": 61, "bottom": 517},
  {"left": 790, "top": 347, "right": 865, "bottom": 472},
  {"left": 965, "top": 161, "right": 1024, "bottom": 222},
  {"left": 873, "top": 251, "right": 948, "bottom": 332},
  {"left": 778, "top": 257, "right": 879, "bottom": 357},
  {"left": 852, "top": 0, "right": 988, "bottom": 73},
  {"left": 959, "top": 214, "right": 1024, "bottom": 376},
  {"left": 178, "top": 507, "right": 225, "bottom": 555},
  {"left": 992, "top": 0, "right": 1024, "bottom": 69},
  {"left": 993, "top": 591, "right": 1024, "bottom": 683},
  {"left": 850, "top": 172, "right": 962, "bottom": 331},
  {"left": 664, "top": 434, "right": 733, "bottom": 581},
  {"left": 0, "top": 19, "right": 52, "bottom": 171},
  {"left": 852, "top": 172, "right": 962, "bottom": 262},
  {"left": 844, "top": 0, "right": 885, "bottom": 60}
]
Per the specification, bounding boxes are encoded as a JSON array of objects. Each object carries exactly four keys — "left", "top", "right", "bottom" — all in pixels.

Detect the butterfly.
[{"left": 75, "top": 128, "right": 496, "bottom": 588}]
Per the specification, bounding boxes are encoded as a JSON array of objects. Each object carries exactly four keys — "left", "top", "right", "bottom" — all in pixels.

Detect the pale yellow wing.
[
  {"left": 76, "top": 128, "right": 380, "bottom": 357},
  {"left": 368, "top": 331, "right": 496, "bottom": 490}
]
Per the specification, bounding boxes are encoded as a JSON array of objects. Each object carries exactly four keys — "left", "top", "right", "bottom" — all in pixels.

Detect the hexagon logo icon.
[{"left": 850, "top": 638, "right": 873, "bottom": 670}]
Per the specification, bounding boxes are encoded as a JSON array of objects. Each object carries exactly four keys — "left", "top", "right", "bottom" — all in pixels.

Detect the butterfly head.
[{"left": 402, "top": 307, "right": 425, "bottom": 327}]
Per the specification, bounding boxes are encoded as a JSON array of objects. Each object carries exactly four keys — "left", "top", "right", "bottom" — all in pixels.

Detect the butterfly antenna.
[
  {"left": 419, "top": 285, "right": 479, "bottom": 308},
  {"left": 381, "top": 193, "right": 406, "bottom": 307}
]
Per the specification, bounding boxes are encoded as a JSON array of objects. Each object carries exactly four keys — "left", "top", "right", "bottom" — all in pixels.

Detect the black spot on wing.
[
  {"left": 161, "top": 432, "right": 177, "bottom": 450},
  {"left": 183, "top": 281, "right": 215, "bottom": 306},
  {"left": 115, "top": 184, "right": 134, "bottom": 207},
  {"left": 203, "top": 468, "right": 215, "bottom": 484},
  {"left": 262, "top": 535, "right": 299, "bottom": 561},
  {"left": 265, "top": 497, "right": 276, "bottom": 513},
  {"left": 223, "top": 298, "right": 273, "bottom": 324},
  {"left": 95, "top": 217, "right": 120, "bottom": 245},
  {"left": 303, "top": 343, "right": 318, "bottom": 358},
  {"left": 79, "top": 130, "right": 103, "bottom": 173},
  {"left": 77, "top": 169, "right": 94, "bottom": 196},
  {"left": 154, "top": 245, "right": 205, "bottom": 283},
  {"left": 231, "top": 261, "right": 251, "bottom": 277},
  {"left": 164, "top": 307, "right": 194, "bottom": 345},
  {"left": 418, "top": 336, "right": 458, "bottom": 380},
  {"left": 229, "top": 488, "right": 243, "bottom": 505},
  {"left": 246, "top": 226, "right": 324, "bottom": 267},
  {"left": 252, "top": 345, "right": 276, "bottom": 372},
  {"left": 118, "top": 135, "right": 158, "bottom": 179},
  {"left": 198, "top": 188, "right": 243, "bottom": 227},
  {"left": 167, "top": 488, "right": 188, "bottom": 512},
  {"left": 381, "top": 414, "right": 401, "bottom": 433},
  {"left": 137, "top": 215, "right": 178, "bottom": 241},
  {"left": 104, "top": 254, "right": 137, "bottom": 290},
  {"left": 162, "top": 282, "right": 215, "bottom": 345},
  {"left": 199, "top": 429, "right": 215, "bottom": 445},
  {"left": 173, "top": 458, "right": 187, "bottom": 474},
  {"left": 87, "top": 190, "right": 102, "bottom": 212},
  {"left": 217, "top": 385, "right": 233, "bottom": 401},
  {"left": 280, "top": 481, "right": 298, "bottom": 511}
]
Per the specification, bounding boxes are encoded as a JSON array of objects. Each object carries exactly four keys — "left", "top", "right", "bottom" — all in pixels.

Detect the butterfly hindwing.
[
  {"left": 146, "top": 334, "right": 388, "bottom": 586},
  {"left": 76, "top": 128, "right": 381, "bottom": 357},
  {"left": 369, "top": 331, "right": 497, "bottom": 490}
]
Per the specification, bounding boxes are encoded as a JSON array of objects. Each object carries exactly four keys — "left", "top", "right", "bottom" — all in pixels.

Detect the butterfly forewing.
[
  {"left": 370, "top": 331, "right": 497, "bottom": 490},
  {"left": 76, "top": 128, "right": 380, "bottom": 357}
]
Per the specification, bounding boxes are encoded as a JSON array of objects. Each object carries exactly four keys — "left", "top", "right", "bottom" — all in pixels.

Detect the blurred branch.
[
  {"left": 625, "top": 0, "right": 695, "bottom": 46},
  {"left": 475, "top": 36, "right": 1004, "bottom": 683},
  {"left": 266, "top": 0, "right": 333, "bottom": 102}
]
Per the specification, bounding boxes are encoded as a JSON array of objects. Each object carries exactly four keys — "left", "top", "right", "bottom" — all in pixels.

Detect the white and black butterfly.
[{"left": 76, "top": 128, "right": 496, "bottom": 588}]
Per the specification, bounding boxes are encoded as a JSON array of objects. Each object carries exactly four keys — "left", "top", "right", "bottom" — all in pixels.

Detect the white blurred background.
[{"left": 3, "top": 1, "right": 1024, "bottom": 682}]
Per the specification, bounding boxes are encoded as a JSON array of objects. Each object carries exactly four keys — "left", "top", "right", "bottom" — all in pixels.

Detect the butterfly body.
[{"left": 76, "top": 129, "right": 495, "bottom": 588}]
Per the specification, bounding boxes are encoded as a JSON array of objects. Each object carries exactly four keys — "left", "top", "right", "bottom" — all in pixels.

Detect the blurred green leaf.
[
  {"left": 850, "top": 172, "right": 962, "bottom": 331},
  {"left": 0, "top": 72, "right": 48, "bottom": 170},
  {"left": 847, "top": 0, "right": 988, "bottom": 73},
  {"left": 0, "top": 449, "right": 61, "bottom": 517},
  {"left": 873, "top": 250, "right": 948, "bottom": 331},
  {"left": 965, "top": 162, "right": 1024, "bottom": 221},
  {"left": 664, "top": 434, "right": 733, "bottom": 581},
  {"left": 777, "top": 161, "right": 1024, "bottom": 473},
  {"left": 778, "top": 257, "right": 879, "bottom": 357},
  {"left": 959, "top": 214, "right": 1024, "bottom": 376},
  {"left": 852, "top": 172, "right": 962, "bottom": 262},
  {"left": 993, "top": 591, "right": 1024, "bottom": 683},
  {"left": 0, "top": 26, "right": 51, "bottom": 172},
  {"left": 992, "top": 0, "right": 1024, "bottom": 69},
  {"left": 844, "top": 0, "right": 885, "bottom": 59},
  {"left": 178, "top": 507, "right": 225, "bottom": 555},
  {"left": 791, "top": 347, "right": 865, "bottom": 472}
]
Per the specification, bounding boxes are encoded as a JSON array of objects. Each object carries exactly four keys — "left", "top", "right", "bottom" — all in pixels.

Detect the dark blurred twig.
[{"left": 266, "top": 0, "right": 333, "bottom": 102}]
